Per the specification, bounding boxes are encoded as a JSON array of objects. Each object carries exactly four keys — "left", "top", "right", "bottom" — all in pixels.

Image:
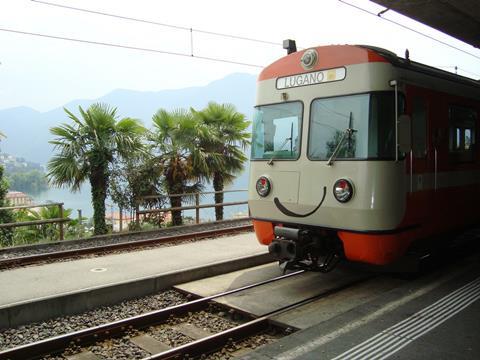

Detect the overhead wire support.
[
  {"left": 30, "top": 0, "right": 282, "bottom": 47},
  {"left": 437, "top": 66, "right": 480, "bottom": 78},
  {"left": 0, "top": 27, "right": 264, "bottom": 68},
  {"left": 377, "top": 8, "right": 389, "bottom": 16},
  {"left": 190, "top": 28, "right": 194, "bottom": 57},
  {"left": 338, "top": 0, "right": 480, "bottom": 61}
]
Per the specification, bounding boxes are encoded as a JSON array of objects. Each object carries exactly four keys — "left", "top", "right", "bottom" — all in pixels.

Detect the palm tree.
[
  {"left": 16, "top": 206, "right": 74, "bottom": 242},
  {"left": 47, "top": 103, "right": 145, "bottom": 235},
  {"left": 149, "top": 108, "right": 206, "bottom": 226},
  {"left": 193, "top": 102, "right": 250, "bottom": 221}
]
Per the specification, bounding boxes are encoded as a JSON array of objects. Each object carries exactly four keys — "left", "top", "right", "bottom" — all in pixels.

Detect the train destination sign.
[{"left": 276, "top": 67, "right": 346, "bottom": 89}]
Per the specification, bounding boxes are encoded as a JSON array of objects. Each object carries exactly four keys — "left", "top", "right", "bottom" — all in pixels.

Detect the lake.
[{"left": 31, "top": 169, "right": 250, "bottom": 221}]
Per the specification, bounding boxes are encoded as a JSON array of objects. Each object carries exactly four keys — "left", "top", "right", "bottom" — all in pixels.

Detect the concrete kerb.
[{"left": 0, "top": 252, "right": 273, "bottom": 329}]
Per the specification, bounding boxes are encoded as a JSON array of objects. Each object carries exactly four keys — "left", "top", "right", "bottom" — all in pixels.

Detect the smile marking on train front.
[{"left": 274, "top": 186, "right": 327, "bottom": 218}]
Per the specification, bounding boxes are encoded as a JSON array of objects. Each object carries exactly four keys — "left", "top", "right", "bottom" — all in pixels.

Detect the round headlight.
[
  {"left": 256, "top": 176, "right": 272, "bottom": 197},
  {"left": 300, "top": 49, "right": 318, "bottom": 69},
  {"left": 333, "top": 179, "right": 353, "bottom": 203}
]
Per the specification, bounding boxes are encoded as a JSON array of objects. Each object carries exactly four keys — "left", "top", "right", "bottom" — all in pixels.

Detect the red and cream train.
[{"left": 248, "top": 41, "right": 480, "bottom": 271}]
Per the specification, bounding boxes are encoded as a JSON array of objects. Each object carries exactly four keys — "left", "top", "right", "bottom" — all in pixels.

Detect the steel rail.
[
  {"left": 136, "top": 201, "right": 248, "bottom": 214},
  {"left": 140, "top": 189, "right": 248, "bottom": 200},
  {"left": 0, "top": 202, "right": 64, "bottom": 211},
  {"left": 0, "top": 217, "right": 70, "bottom": 228},
  {"left": 0, "top": 219, "right": 250, "bottom": 255},
  {"left": 146, "top": 318, "right": 271, "bottom": 360},
  {"left": 0, "top": 224, "right": 253, "bottom": 270},
  {"left": 0, "top": 270, "right": 304, "bottom": 360},
  {"left": 146, "top": 275, "right": 371, "bottom": 359}
]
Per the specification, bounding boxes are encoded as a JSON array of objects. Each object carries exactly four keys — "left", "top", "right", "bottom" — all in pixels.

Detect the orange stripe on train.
[{"left": 258, "top": 45, "right": 388, "bottom": 81}]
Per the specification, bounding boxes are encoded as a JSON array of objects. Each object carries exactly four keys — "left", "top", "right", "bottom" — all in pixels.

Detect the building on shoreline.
[
  {"left": 6, "top": 191, "right": 33, "bottom": 206},
  {"left": 105, "top": 211, "right": 134, "bottom": 232}
]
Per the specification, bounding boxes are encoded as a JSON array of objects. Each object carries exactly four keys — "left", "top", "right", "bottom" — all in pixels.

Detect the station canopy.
[{"left": 370, "top": 0, "right": 480, "bottom": 48}]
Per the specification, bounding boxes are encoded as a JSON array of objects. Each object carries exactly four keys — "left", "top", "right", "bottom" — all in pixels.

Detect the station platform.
[
  {"left": 0, "top": 232, "right": 267, "bottom": 327},
  {"left": 0, "top": 232, "right": 265, "bottom": 307},
  {"left": 242, "top": 253, "right": 480, "bottom": 360}
]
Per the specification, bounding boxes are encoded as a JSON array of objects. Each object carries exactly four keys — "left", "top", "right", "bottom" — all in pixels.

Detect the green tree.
[
  {"left": 109, "top": 154, "right": 166, "bottom": 229},
  {"left": 7, "top": 170, "right": 48, "bottom": 194},
  {"left": 14, "top": 206, "right": 74, "bottom": 243},
  {"left": 326, "top": 130, "right": 356, "bottom": 159},
  {"left": 47, "top": 103, "right": 146, "bottom": 235},
  {"left": 0, "top": 132, "right": 15, "bottom": 247},
  {"left": 0, "top": 165, "right": 15, "bottom": 247},
  {"left": 193, "top": 102, "right": 250, "bottom": 221},
  {"left": 11, "top": 209, "right": 38, "bottom": 245},
  {"left": 149, "top": 109, "right": 205, "bottom": 226}
]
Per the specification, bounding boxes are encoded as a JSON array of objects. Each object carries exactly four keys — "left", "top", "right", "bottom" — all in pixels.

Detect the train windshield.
[
  {"left": 251, "top": 101, "right": 303, "bottom": 160},
  {"left": 308, "top": 92, "right": 397, "bottom": 160}
]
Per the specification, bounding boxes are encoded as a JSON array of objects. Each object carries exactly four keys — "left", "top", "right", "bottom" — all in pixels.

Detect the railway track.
[
  {"left": 0, "top": 219, "right": 252, "bottom": 270},
  {"left": 0, "top": 270, "right": 302, "bottom": 359},
  {"left": 0, "top": 269, "right": 370, "bottom": 360},
  {"left": 1, "top": 227, "right": 478, "bottom": 359}
]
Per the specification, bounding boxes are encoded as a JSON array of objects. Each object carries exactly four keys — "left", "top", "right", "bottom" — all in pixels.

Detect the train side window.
[
  {"left": 448, "top": 105, "right": 477, "bottom": 162},
  {"left": 465, "top": 129, "right": 472, "bottom": 149},
  {"left": 368, "top": 92, "right": 405, "bottom": 160},
  {"left": 412, "top": 97, "right": 427, "bottom": 158}
]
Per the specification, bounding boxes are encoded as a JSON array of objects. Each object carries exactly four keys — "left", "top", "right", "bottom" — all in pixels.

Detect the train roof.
[
  {"left": 259, "top": 44, "right": 480, "bottom": 90},
  {"left": 359, "top": 45, "right": 480, "bottom": 90}
]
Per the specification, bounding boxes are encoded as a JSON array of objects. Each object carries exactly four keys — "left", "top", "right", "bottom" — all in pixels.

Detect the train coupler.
[
  {"left": 269, "top": 226, "right": 342, "bottom": 272},
  {"left": 279, "top": 252, "right": 340, "bottom": 273}
]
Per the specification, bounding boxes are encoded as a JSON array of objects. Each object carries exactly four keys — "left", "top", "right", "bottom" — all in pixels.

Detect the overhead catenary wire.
[
  {"left": 30, "top": 0, "right": 282, "bottom": 47},
  {"left": 437, "top": 66, "right": 480, "bottom": 78},
  {"left": 9, "top": 0, "right": 479, "bottom": 75},
  {"left": 0, "top": 27, "right": 264, "bottom": 68},
  {"left": 337, "top": 0, "right": 480, "bottom": 61},
  {"left": 457, "top": 68, "right": 480, "bottom": 78}
]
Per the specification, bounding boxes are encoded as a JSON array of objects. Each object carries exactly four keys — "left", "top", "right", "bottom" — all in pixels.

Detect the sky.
[{"left": 1, "top": 0, "right": 479, "bottom": 112}]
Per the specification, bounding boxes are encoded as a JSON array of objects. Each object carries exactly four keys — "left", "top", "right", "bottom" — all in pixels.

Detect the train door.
[{"left": 406, "top": 86, "right": 432, "bottom": 232}]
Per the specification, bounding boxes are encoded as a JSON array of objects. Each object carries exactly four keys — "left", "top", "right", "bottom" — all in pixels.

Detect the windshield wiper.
[
  {"left": 267, "top": 136, "right": 291, "bottom": 165},
  {"left": 326, "top": 112, "right": 357, "bottom": 166},
  {"left": 267, "top": 123, "right": 294, "bottom": 166}
]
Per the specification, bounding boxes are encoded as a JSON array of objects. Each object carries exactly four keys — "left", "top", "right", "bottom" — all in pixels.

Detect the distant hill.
[
  {"left": 0, "top": 73, "right": 256, "bottom": 165},
  {"left": 0, "top": 152, "right": 43, "bottom": 173}
]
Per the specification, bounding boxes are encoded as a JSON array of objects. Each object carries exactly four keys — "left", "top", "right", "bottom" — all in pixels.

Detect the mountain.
[
  {"left": 0, "top": 73, "right": 257, "bottom": 165},
  {"left": 0, "top": 152, "right": 44, "bottom": 173}
]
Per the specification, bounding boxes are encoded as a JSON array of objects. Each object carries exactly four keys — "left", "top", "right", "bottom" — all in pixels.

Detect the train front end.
[{"left": 248, "top": 44, "right": 409, "bottom": 271}]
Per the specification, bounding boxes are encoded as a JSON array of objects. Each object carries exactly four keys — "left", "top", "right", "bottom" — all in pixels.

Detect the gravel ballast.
[{"left": 0, "top": 290, "right": 187, "bottom": 351}]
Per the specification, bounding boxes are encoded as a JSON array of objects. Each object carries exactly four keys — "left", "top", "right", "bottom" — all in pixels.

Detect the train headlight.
[
  {"left": 333, "top": 179, "right": 353, "bottom": 203},
  {"left": 256, "top": 176, "right": 272, "bottom": 197},
  {"left": 300, "top": 49, "right": 318, "bottom": 69}
]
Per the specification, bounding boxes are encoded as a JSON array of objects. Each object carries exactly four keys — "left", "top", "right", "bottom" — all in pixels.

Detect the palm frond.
[
  {"left": 193, "top": 101, "right": 250, "bottom": 180},
  {"left": 64, "top": 107, "right": 84, "bottom": 127},
  {"left": 47, "top": 154, "right": 88, "bottom": 191}
]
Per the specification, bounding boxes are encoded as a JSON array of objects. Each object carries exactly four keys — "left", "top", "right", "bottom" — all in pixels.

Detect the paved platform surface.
[
  {"left": 0, "top": 232, "right": 264, "bottom": 307},
  {"left": 270, "top": 275, "right": 407, "bottom": 330},
  {"left": 241, "top": 253, "right": 480, "bottom": 360}
]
